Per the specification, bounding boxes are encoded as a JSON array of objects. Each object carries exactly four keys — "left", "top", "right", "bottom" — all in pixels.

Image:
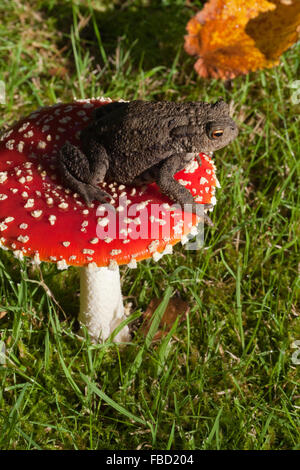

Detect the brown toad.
[{"left": 59, "top": 99, "right": 238, "bottom": 217}]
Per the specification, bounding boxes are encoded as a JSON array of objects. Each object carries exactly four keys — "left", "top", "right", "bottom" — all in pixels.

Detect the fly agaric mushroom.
[{"left": 0, "top": 98, "right": 218, "bottom": 342}]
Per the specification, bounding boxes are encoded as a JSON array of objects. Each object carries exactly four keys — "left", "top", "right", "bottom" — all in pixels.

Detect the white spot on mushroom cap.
[
  {"left": 5, "top": 140, "right": 15, "bottom": 150},
  {"left": 17, "top": 142, "right": 25, "bottom": 153},
  {"left": 83, "top": 248, "right": 95, "bottom": 255},
  {"left": 178, "top": 179, "right": 191, "bottom": 186},
  {"left": 108, "top": 259, "right": 118, "bottom": 271},
  {"left": 57, "top": 259, "right": 69, "bottom": 270},
  {"left": 110, "top": 249, "right": 122, "bottom": 256},
  {"left": 163, "top": 244, "right": 173, "bottom": 255},
  {"left": 58, "top": 202, "right": 68, "bottom": 210},
  {"left": 18, "top": 122, "right": 30, "bottom": 133},
  {"left": 148, "top": 240, "right": 159, "bottom": 253},
  {"left": 181, "top": 235, "right": 189, "bottom": 245},
  {"left": 31, "top": 210, "right": 43, "bottom": 218},
  {"left": 200, "top": 177, "right": 209, "bottom": 185},
  {"left": 37, "top": 141, "right": 46, "bottom": 149},
  {"left": 24, "top": 130, "right": 34, "bottom": 138},
  {"left": 173, "top": 220, "right": 184, "bottom": 234},
  {"left": 210, "top": 196, "right": 217, "bottom": 206},
  {"left": 48, "top": 215, "right": 56, "bottom": 226},
  {"left": 64, "top": 105, "right": 74, "bottom": 112},
  {"left": 59, "top": 117, "right": 72, "bottom": 124},
  {"left": 136, "top": 201, "right": 149, "bottom": 211},
  {"left": 184, "top": 159, "right": 199, "bottom": 174},
  {"left": 0, "top": 129, "right": 13, "bottom": 141},
  {"left": 17, "top": 235, "right": 29, "bottom": 243},
  {"left": 13, "top": 250, "right": 24, "bottom": 260},
  {"left": 127, "top": 258, "right": 137, "bottom": 269},
  {"left": 97, "top": 217, "right": 109, "bottom": 227},
  {"left": 152, "top": 251, "right": 163, "bottom": 262},
  {"left": 24, "top": 199, "right": 34, "bottom": 208},
  {"left": 120, "top": 229, "right": 130, "bottom": 237},
  {"left": 0, "top": 172, "right": 8, "bottom": 184},
  {"left": 0, "top": 237, "right": 8, "bottom": 249}
]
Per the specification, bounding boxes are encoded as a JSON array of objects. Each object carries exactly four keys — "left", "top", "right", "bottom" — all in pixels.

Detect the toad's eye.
[
  {"left": 211, "top": 129, "right": 224, "bottom": 139},
  {"left": 206, "top": 122, "right": 226, "bottom": 140}
]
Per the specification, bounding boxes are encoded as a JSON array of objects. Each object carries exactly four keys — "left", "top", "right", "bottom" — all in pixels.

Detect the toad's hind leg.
[{"left": 59, "top": 141, "right": 112, "bottom": 205}]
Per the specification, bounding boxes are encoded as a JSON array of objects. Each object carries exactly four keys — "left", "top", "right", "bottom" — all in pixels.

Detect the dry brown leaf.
[
  {"left": 48, "top": 66, "right": 69, "bottom": 78},
  {"left": 140, "top": 296, "right": 189, "bottom": 341},
  {"left": 0, "top": 311, "right": 8, "bottom": 320},
  {"left": 184, "top": 0, "right": 300, "bottom": 79}
]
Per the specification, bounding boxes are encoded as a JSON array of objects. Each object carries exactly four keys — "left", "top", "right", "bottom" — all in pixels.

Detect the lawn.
[{"left": 0, "top": 0, "right": 299, "bottom": 450}]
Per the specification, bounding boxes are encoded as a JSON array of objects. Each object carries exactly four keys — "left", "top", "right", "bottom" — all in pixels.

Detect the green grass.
[{"left": 0, "top": 0, "right": 299, "bottom": 450}]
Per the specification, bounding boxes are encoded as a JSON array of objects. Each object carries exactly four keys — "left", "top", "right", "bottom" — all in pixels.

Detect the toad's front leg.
[
  {"left": 59, "top": 140, "right": 112, "bottom": 205},
  {"left": 156, "top": 155, "right": 213, "bottom": 226}
]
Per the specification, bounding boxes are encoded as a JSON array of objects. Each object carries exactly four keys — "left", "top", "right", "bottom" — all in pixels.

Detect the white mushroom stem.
[{"left": 78, "top": 264, "right": 130, "bottom": 343}]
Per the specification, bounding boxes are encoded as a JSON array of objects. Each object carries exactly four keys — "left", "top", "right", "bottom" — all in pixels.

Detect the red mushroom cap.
[{"left": 0, "top": 98, "right": 218, "bottom": 269}]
